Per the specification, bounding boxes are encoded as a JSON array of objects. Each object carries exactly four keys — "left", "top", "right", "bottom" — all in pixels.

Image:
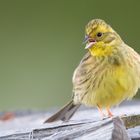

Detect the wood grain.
[{"left": 0, "top": 100, "right": 140, "bottom": 140}]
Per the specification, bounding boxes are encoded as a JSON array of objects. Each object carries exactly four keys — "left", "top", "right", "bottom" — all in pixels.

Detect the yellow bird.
[{"left": 44, "top": 19, "right": 140, "bottom": 123}]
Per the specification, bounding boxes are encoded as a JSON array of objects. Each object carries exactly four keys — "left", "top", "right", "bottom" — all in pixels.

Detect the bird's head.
[{"left": 84, "top": 19, "right": 122, "bottom": 57}]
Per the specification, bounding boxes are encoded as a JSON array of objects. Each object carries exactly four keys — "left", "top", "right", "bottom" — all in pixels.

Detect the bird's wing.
[
  {"left": 125, "top": 44, "right": 140, "bottom": 86},
  {"left": 72, "top": 52, "right": 98, "bottom": 104}
]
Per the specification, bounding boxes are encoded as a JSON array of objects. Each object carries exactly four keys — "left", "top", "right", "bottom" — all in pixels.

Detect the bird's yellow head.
[{"left": 84, "top": 19, "right": 122, "bottom": 57}]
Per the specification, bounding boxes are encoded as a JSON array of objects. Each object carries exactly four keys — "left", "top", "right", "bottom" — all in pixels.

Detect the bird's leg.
[
  {"left": 106, "top": 107, "right": 113, "bottom": 117},
  {"left": 97, "top": 104, "right": 105, "bottom": 118}
]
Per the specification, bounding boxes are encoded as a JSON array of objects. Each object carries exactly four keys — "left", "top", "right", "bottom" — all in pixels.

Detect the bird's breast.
[{"left": 82, "top": 60, "right": 139, "bottom": 107}]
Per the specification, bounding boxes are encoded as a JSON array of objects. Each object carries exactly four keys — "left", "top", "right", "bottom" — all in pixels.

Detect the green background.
[{"left": 0, "top": 0, "right": 140, "bottom": 110}]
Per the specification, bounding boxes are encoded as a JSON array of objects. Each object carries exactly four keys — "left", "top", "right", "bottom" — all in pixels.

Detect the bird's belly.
[{"left": 83, "top": 65, "right": 139, "bottom": 107}]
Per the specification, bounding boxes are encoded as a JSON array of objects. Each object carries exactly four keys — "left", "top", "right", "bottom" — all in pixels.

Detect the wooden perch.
[{"left": 0, "top": 100, "right": 140, "bottom": 140}]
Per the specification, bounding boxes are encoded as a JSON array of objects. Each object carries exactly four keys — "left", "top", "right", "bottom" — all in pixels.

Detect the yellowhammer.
[{"left": 44, "top": 19, "right": 140, "bottom": 123}]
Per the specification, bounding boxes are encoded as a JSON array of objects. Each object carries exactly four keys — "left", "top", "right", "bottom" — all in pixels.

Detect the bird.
[{"left": 44, "top": 19, "right": 140, "bottom": 123}]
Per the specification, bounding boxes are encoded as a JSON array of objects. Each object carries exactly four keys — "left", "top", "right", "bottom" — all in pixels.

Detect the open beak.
[
  {"left": 83, "top": 35, "right": 96, "bottom": 49},
  {"left": 85, "top": 41, "right": 96, "bottom": 49}
]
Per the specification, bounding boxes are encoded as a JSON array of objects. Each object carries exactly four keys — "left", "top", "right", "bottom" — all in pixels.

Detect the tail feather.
[{"left": 44, "top": 100, "right": 80, "bottom": 123}]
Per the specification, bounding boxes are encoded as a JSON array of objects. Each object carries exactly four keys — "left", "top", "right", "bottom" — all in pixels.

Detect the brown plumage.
[{"left": 44, "top": 100, "right": 80, "bottom": 123}]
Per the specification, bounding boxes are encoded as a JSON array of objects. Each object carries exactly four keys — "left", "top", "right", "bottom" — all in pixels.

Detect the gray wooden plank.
[{"left": 0, "top": 100, "right": 139, "bottom": 140}]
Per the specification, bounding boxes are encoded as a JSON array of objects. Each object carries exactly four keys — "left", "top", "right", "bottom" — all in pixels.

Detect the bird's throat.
[{"left": 89, "top": 43, "right": 114, "bottom": 57}]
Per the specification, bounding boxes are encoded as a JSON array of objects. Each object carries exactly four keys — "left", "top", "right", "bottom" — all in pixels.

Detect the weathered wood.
[
  {"left": 121, "top": 114, "right": 140, "bottom": 129},
  {"left": 0, "top": 100, "right": 140, "bottom": 140},
  {"left": 0, "top": 117, "right": 130, "bottom": 140}
]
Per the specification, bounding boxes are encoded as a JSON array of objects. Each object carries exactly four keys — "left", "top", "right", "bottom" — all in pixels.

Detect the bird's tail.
[{"left": 44, "top": 100, "right": 80, "bottom": 123}]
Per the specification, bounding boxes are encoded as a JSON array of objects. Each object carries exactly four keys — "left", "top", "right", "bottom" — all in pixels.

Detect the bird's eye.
[{"left": 97, "top": 32, "right": 103, "bottom": 37}]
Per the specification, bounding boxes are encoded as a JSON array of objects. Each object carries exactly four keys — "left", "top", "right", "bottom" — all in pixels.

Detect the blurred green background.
[{"left": 0, "top": 0, "right": 140, "bottom": 110}]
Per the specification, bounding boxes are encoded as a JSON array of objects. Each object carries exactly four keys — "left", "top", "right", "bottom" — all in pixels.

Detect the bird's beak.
[
  {"left": 85, "top": 41, "right": 96, "bottom": 49},
  {"left": 83, "top": 35, "right": 96, "bottom": 49}
]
